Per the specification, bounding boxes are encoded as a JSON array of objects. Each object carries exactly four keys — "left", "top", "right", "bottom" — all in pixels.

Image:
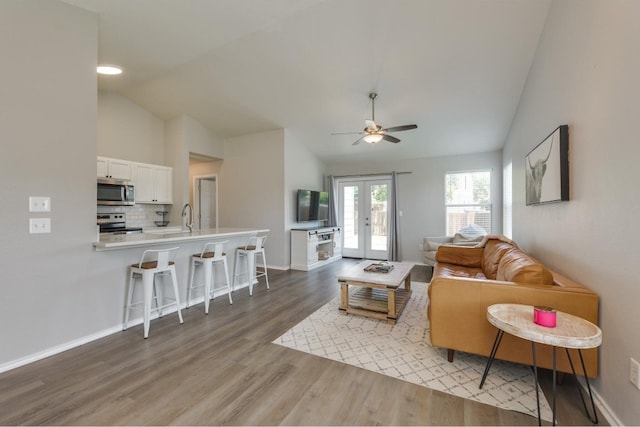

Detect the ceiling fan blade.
[
  {"left": 352, "top": 136, "right": 366, "bottom": 146},
  {"left": 365, "top": 119, "right": 378, "bottom": 132},
  {"left": 383, "top": 124, "right": 418, "bottom": 133},
  {"left": 382, "top": 134, "right": 401, "bottom": 143},
  {"left": 331, "top": 131, "right": 363, "bottom": 136}
]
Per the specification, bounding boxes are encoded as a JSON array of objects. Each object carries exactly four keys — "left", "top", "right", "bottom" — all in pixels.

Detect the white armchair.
[{"left": 423, "top": 224, "right": 488, "bottom": 267}]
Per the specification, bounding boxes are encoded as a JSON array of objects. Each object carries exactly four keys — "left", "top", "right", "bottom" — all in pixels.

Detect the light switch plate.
[
  {"left": 29, "top": 218, "right": 51, "bottom": 234},
  {"left": 29, "top": 196, "right": 51, "bottom": 212}
]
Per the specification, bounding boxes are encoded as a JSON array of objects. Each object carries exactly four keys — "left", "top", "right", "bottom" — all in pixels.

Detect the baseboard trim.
[
  {"left": 0, "top": 325, "right": 123, "bottom": 374},
  {"left": 575, "top": 376, "right": 622, "bottom": 426},
  {"left": 0, "top": 288, "right": 246, "bottom": 375}
]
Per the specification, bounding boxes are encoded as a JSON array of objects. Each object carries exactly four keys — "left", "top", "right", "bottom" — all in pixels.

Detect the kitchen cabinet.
[
  {"left": 97, "top": 156, "right": 132, "bottom": 180},
  {"left": 133, "top": 163, "right": 173, "bottom": 204}
]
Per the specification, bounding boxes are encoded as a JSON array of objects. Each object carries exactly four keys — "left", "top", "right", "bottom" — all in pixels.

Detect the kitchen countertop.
[{"left": 93, "top": 227, "right": 269, "bottom": 251}]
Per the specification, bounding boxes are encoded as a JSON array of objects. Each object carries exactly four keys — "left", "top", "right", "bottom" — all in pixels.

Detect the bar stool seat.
[
  {"left": 123, "top": 247, "right": 183, "bottom": 338},
  {"left": 187, "top": 240, "right": 233, "bottom": 314},
  {"left": 232, "top": 235, "right": 269, "bottom": 296}
]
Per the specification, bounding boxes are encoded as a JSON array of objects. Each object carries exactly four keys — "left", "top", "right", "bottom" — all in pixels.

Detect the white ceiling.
[{"left": 63, "top": 0, "right": 551, "bottom": 164}]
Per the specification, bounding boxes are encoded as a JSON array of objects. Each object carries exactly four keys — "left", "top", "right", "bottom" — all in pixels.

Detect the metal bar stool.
[
  {"left": 123, "top": 247, "right": 184, "bottom": 338},
  {"left": 232, "top": 235, "right": 269, "bottom": 296},
  {"left": 187, "top": 240, "right": 233, "bottom": 314}
]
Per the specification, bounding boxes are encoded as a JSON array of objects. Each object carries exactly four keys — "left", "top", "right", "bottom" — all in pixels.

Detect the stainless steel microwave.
[{"left": 97, "top": 178, "right": 135, "bottom": 206}]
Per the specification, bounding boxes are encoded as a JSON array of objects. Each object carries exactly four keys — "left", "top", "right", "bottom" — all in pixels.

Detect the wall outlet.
[
  {"left": 630, "top": 358, "right": 640, "bottom": 390},
  {"left": 418, "top": 243, "right": 424, "bottom": 251},
  {"left": 29, "top": 218, "right": 51, "bottom": 234},
  {"left": 29, "top": 196, "right": 50, "bottom": 212}
]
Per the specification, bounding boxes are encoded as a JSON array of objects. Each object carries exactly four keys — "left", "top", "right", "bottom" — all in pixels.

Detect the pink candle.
[{"left": 533, "top": 306, "right": 557, "bottom": 327}]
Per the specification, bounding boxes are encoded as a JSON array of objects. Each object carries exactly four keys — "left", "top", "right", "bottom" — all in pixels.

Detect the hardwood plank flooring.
[{"left": 0, "top": 259, "right": 606, "bottom": 425}]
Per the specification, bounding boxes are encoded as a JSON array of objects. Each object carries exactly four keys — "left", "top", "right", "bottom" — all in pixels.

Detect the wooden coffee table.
[{"left": 337, "top": 261, "right": 414, "bottom": 324}]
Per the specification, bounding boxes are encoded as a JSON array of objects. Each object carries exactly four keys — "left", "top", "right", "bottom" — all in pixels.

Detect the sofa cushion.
[
  {"left": 434, "top": 262, "right": 487, "bottom": 280},
  {"left": 496, "top": 249, "right": 554, "bottom": 285},
  {"left": 481, "top": 240, "right": 515, "bottom": 279}
]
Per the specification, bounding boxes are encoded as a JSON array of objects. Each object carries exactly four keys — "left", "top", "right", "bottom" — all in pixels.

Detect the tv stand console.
[{"left": 291, "top": 226, "right": 342, "bottom": 271}]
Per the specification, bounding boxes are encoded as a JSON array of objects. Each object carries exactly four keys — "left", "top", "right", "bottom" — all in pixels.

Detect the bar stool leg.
[
  {"left": 232, "top": 251, "right": 240, "bottom": 292},
  {"left": 203, "top": 261, "right": 212, "bottom": 314},
  {"left": 259, "top": 251, "right": 269, "bottom": 289},
  {"left": 248, "top": 253, "right": 255, "bottom": 296},
  {"left": 123, "top": 270, "right": 135, "bottom": 330},
  {"left": 154, "top": 277, "right": 164, "bottom": 317},
  {"left": 222, "top": 257, "right": 233, "bottom": 304},
  {"left": 186, "top": 258, "right": 196, "bottom": 308},
  {"left": 142, "top": 270, "right": 154, "bottom": 339},
  {"left": 170, "top": 265, "right": 184, "bottom": 324}
]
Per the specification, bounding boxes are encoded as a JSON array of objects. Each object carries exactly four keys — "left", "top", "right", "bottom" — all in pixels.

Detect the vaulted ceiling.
[{"left": 63, "top": 0, "right": 551, "bottom": 164}]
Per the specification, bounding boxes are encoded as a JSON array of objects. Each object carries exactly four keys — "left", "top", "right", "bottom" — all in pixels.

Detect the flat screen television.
[{"left": 297, "top": 189, "right": 329, "bottom": 222}]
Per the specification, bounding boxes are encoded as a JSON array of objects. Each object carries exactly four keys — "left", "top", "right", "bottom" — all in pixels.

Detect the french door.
[{"left": 338, "top": 178, "right": 391, "bottom": 260}]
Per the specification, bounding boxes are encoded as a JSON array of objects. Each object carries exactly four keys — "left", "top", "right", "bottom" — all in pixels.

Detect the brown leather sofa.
[{"left": 427, "top": 237, "right": 599, "bottom": 377}]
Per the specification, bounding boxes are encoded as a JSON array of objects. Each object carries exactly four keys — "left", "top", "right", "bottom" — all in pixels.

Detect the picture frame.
[{"left": 525, "top": 124, "right": 569, "bottom": 205}]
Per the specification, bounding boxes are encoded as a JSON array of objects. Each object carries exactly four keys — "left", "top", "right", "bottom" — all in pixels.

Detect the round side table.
[{"left": 479, "top": 303, "right": 601, "bottom": 426}]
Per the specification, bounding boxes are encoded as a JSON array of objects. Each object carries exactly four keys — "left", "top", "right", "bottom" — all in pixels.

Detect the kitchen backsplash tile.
[{"left": 97, "top": 204, "right": 171, "bottom": 228}]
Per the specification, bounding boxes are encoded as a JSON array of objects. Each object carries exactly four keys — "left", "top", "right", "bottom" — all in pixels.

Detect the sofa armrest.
[
  {"left": 423, "top": 236, "right": 453, "bottom": 266},
  {"left": 435, "top": 245, "right": 484, "bottom": 268}
]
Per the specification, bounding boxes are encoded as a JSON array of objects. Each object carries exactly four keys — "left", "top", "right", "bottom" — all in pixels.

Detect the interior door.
[
  {"left": 194, "top": 176, "right": 218, "bottom": 229},
  {"left": 338, "top": 178, "right": 391, "bottom": 260}
]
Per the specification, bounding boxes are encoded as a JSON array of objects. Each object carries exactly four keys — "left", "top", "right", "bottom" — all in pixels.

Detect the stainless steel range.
[{"left": 97, "top": 213, "right": 143, "bottom": 235}]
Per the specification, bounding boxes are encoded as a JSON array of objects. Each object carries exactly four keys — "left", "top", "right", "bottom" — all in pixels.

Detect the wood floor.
[{"left": 0, "top": 259, "right": 605, "bottom": 425}]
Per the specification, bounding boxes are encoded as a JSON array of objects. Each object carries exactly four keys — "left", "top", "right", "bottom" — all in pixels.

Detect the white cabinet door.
[
  {"left": 97, "top": 156, "right": 132, "bottom": 180},
  {"left": 153, "top": 166, "right": 173, "bottom": 204},
  {"left": 109, "top": 159, "right": 133, "bottom": 180},
  {"left": 307, "top": 235, "right": 318, "bottom": 263},
  {"left": 133, "top": 163, "right": 173, "bottom": 204},
  {"left": 133, "top": 163, "right": 155, "bottom": 203},
  {"left": 97, "top": 157, "right": 109, "bottom": 178},
  {"left": 333, "top": 229, "right": 342, "bottom": 256}
]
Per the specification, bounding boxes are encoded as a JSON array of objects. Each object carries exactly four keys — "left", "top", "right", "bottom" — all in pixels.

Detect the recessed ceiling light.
[{"left": 97, "top": 64, "right": 123, "bottom": 75}]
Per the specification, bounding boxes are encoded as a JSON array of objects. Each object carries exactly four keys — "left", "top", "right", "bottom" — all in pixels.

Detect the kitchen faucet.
[{"left": 181, "top": 203, "right": 194, "bottom": 232}]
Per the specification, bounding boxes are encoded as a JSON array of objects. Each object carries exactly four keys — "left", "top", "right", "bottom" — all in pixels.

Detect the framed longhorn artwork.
[{"left": 525, "top": 124, "right": 569, "bottom": 205}]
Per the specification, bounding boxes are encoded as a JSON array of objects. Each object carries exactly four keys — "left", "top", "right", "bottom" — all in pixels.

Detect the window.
[
  {"left": 445, "top": 170, "right": 492, "bottom": 235},
  {"left": 503, "top": 162, "right": 512, "bottom": 239}
]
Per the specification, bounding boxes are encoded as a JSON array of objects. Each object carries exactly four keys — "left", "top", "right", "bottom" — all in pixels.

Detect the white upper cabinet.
[
  {"left": 132, "top": 162, "right": 173, "bottom": 204},
  {"left": 97, "top": 156, "right": 133, "bottom": 180}
]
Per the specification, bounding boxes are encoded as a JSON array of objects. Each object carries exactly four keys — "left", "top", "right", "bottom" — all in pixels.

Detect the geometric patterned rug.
[{"left": 273, "top": 281, "right": 552, "bottom": 422}]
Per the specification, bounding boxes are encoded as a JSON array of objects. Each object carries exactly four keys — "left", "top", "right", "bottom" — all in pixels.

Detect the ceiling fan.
[{"left": 332, "top": 92, "right": 418, "bottom": 146}]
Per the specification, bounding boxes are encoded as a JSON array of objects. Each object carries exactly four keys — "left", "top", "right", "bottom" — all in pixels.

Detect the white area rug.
[{"left": 273, "top": 282, "right": 552, "bottom": 421}]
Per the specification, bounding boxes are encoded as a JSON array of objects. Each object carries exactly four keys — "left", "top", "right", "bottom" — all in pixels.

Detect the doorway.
[
  {"left": 193, "top": 175, "right": 218, "bottom": 229},
  {"left": 338, "top": 177, "right": 391, "bottom": 260}
]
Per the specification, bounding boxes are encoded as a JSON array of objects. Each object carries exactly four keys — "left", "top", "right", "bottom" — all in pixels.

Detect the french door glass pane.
[
  {"left": 343, "top": 185, "right": 359, "bottom": 250},
  {"left": 370, "top": 184, "right": 388, "bottom": 251}
]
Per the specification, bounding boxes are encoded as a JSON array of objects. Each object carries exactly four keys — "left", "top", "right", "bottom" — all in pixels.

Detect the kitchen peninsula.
[
  {"left": 92, "top": 228, "right": 270, "bottom": 303},
  {"left": 94, "top": 227, "right": 268, "bottom": 251}
]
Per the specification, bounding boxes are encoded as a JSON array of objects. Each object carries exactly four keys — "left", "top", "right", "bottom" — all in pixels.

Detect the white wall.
[
  {"left": 164, "top": 116, "right": 189, "bottom": 225},
  {"left": 284, "top": 130, "right": 328, "bottom": 264},
  {"left": 184, "top": 114, "right": 225, "bottom": 159},
  {"left": 97, "top": 91, "right": 165, "bottom": 164},
  {"left": 219, "top": 129, "right": 287, "bottom": 268},
  {"left": 327, "top": 151, "right": 502, "bottom": 263},
  {"left": 0, "top": 1, "right": 99, "bottom": 365},
  {"left": 503, "top": 1, "right": 640, "bottom": 424}
]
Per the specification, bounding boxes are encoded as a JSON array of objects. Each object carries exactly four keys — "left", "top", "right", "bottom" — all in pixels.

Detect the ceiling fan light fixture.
[{"left": 364, "top": 133, "right": 384, "bottom": 144}]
